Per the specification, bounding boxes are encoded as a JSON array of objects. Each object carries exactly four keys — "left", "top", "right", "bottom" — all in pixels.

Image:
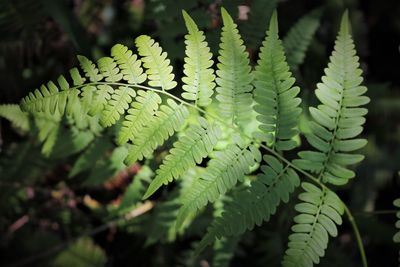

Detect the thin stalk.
[{"left": 344, "top": 205, "right": 368, "bottom": 267}]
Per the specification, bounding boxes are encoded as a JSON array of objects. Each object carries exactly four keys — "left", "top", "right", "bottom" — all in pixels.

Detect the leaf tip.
[
  {"left": 268, "top": 10, "right": 279, "bottom": 34},
  {"left": 340, "top": 9, "right": 351, "bottom": 35},
  {"left": 220, "top": 7, "right": 231, "bottom": 24}
]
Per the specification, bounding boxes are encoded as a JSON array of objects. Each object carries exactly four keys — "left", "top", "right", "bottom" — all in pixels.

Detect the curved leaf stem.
[{"left": 344, "top": 205, "right": 368, "bottom": 267}]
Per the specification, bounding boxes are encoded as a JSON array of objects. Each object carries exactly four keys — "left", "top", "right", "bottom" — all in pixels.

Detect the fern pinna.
[{"left": 8, "top": 7, "right": 370, "bottom": 267}]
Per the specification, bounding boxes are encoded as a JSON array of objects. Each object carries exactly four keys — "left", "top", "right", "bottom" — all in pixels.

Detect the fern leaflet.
[
  {"left": 77, "top": 55, "right": 102, "bottom": 82},
  {"left": 135, "top": 35, "right": 177, "bottom": 90},
  {"left": 211, "top": 198, "right": 240, "bottom": 267},
  {"left": 125, "top": 99, "right": 189, "bottom": 164},
  {"left": 293, "top": 11, "right": 370, "bottom": 185},
  {"left": 100, "top": 86, "right": 136, "bottom": 127},
  {"left": 197, "top": 155, "right": 300, "bottom": 252},
  {"left": 283, "top": 11, "right": 369, "bottom": 266},
  {"left": 395, "top": 198, "right": 400, "bottom": 264},
  {"left": 181, "top": 10, "right": 215, "bottom": 107},
  {"left": 176, "top": 142, "right": 261, "bottom": 229},
  {"left": 216, "top": 7, "right": 253, "bottom": 128},
  {"left": 97, "top": 57, "right": 123, "bottom": 83},
  {"left": 69, "top": 136, "right": 113, "bottom": 177},
  {"left": 254, "top": 11, "right": 302, "bottom": 150},
  {"left": 282, "top": 182, "right": 344, "bottom": 267},
  {"left": 283, "top": 9, "right": 321, "bottom": 71},
  {"left": 70, "top": 67, "right": 85, "bottom": 86},
  {"left": 88, "top": 84, "right": 113, "bottom": 116},
  {"left": 111, "top": 44, "right": 147, "bottom": 84},
  {"left": 394, "top": 198, "right": 400, "bottom": 242},
  {"left": 117, "top": 90, "right": 162, "bottom": 145},
  {"left": 0, "top": 104, "right": 30, "bottom": 132},
  {"left": 144, "top": 118, "right": 221, "bottom": 199}
]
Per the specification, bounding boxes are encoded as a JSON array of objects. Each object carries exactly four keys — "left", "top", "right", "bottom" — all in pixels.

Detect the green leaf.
[
  {"left": 135, "top": 35, "right": 177, "bottom": 90},
  {"left": 53, "top": 238, "right": 106, "bottom": 267},
  {"left": 253, "top": 11, "right": 302, "bottom": 149},
  {"left": 69, "top": 136, "right": 113, "bottom": 177},
  {"left": 216, "top": 7, "right": 253, "bottom": 128},
  {"left": 125, "top": 99, "right": 189, "bottom": 164},
  {"left": 100, "top": 86, "right": 136, "bottom": 127},
  {"left": 283, "top": 182, "right": 344, "bottom": 267},
  {"left": 393, "top": 198, "right": 400, "bottom": 243},
  {"left": 176, "top": 143, "right": 261, "bottom": 229},
  {"left": 181, "top": 10, "right": 215, "bottom": 107},
  {"left": 77, "top": 55, "right": 103, "bottom": 82},
  {"left": 283, "top": 9, "right": 321, "bottom": 71},
  {"left": 143, "top": 118, "right": 221, "bottom": 199},
  {"left": 117, "top": 90, "right": 162, "bottom": 145},
  {"left": 197, "top": 157, "right": 300, "bottom": 253},
  {"left": 296, "top": 10, "right": 369, "bottom": 185},
  {"left": 97, "top": 57, "right": 123, "bottom": 82},
  {"left": 111, "top": 44, "right": 147, "bottom": 84},
  {"left": 0, "top": 104, "right": 30, "bottom": 132}
]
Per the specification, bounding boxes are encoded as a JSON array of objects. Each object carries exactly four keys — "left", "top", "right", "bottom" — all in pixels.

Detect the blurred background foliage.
[{"left": 0, "top": 0, "right": 399, "bottom": 266}]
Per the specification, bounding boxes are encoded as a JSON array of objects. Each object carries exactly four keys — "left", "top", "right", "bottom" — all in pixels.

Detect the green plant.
[
  {"left": 2, "top": 7, "right": 371, "bottom": 267},
  {"left": 395, "top": 198, "right": 400, "bottom": 264}
]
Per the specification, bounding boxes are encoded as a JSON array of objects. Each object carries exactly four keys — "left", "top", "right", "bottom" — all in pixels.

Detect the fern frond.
[
  {"left": 145, "top": 191, "right": 181, "bottom": 245},
  {"left": 181, "top": 10, "right": 215, "bottom": 107},
  {"left": 117, "top": 90, "right": 162, "bottom": 145},
  {"left": 282, "top": 182, "right": 344, "bottom": 267},
  {"left": 84, "top": 146, "right": 128, "bottom": 186},
  {"left": 125, "top": 99, "right": 189, "bottom": 164},
  {"left": 67, "top": 93, "right": 87, "bottom": 127},
  {"left": 254, "top": 11, "right": 302, "bottom": 150},
  {"left": 53, "top": 238, "right": 106, "bottom": 267},
  {"left": 100, "top": 86, "right": 136, "bottom": 127},
  {"left": 176, "top": 142, "right": 261, "bottom": 229},
  {"left": 283, "top": 9, "right": 321, "bottom": 71},
  {"left": 143, "top": 118, "right": 221, "bottom": 199},
  {"left": 34, "top": 113, "right": 61, "bottom": 156},
  {"left": 293, "top": 11, "right": 370, "bottom": 185},
  {"left": 88, "top": 84, "right": 114, "bottom": 116},
  {"left": 118, "top": 166, "right": 153, "bottom": 212},
  {"left": 69, "top": 136, "right": 113, "bottom": 177},
  {"left": 77, "top": 55, "right": 102, "bottom": 82},
  {"left": 394, "top": 198, "right": 400, "bottom": 243},
  {"left": 216, "top": 7, "right": 253, "bottom": 128},
  {"left": 212, "top": 198, "right": 240, "bottom": 267},
  {"left": 197, "top": 155, "right": 300, "bottom": 252},
  {"left": 70, "top": 67, "right": 86, "bottom": 86},
  {"left": 135, "top": 35, "right": 177, "bottom": 90},
  {"left": 97, "top": 57, "right": 123, "bottom": 83},
  {"left": 0, "top": 104, "right": 30, "bottom": 132},
  {"left": 111, "top": 44, "right": 147, "bottom": 84},
  {"left": 145, "top": 167, "right": 200, "bottom": 245},
  {"left": 212, "top": 236, "right": 240, "bottom": 267},
  {"left": 50, "top": 127, "right": 94, "bottom": 158},
  {"left": 21, "top": 81, "right": 66, "bottom": 116}
]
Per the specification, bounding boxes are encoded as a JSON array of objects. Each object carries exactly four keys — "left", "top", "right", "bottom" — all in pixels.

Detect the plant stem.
[{"left": 344, "top": 205, "right": 368, "bottom": 267}]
